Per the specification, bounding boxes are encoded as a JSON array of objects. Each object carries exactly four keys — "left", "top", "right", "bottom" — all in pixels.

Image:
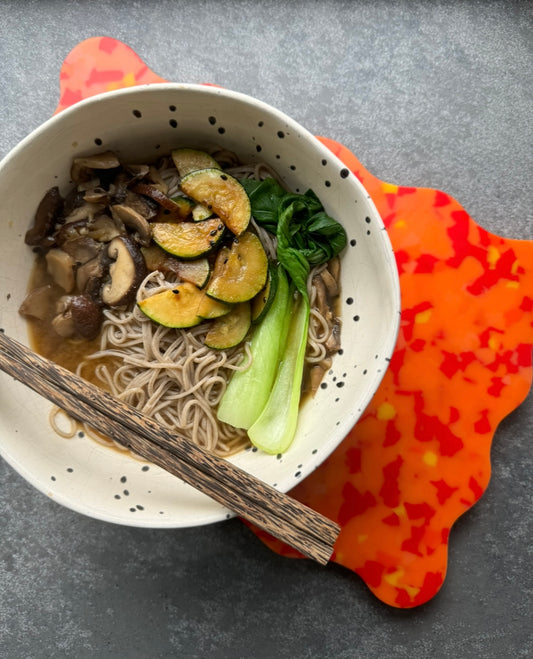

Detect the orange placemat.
[{"left": 54, "top": 37, "right": 533, "bottom": 608}]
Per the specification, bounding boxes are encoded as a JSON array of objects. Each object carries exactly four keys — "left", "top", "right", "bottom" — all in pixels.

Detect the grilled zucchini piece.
[
  {"left": 205, "top": 302, "right": 251, "bottom": 349},
  {"left": 152, "top": 218, "right": 225, "bottom": 259},
  {"left": 251, "top": 261, "right": 279, "bottom": 324},
  {"left": 171, "top": 148, "right": 221, "bottom": 177},
  {"left": 137, "top": 283, "right": 203, "bottom": 328},
  {"left": 179, "top": 168, "right": 251, "bottom": 235},
  {"left": 206, "top": 232, "right": 268, "bottom": 303}
]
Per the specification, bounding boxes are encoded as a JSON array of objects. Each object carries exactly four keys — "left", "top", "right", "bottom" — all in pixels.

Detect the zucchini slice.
[
  {"left": 152, "top": 218, "right": 225, "bottom": 259},
  {"left": 137, "top": 283, "right": 203, "bottom": 328},
  {"left": 251, "top": 261, "right": 279, "bottom": 324},
  {"left": 141, "top": 245, "right": 211, "bottom": 288},
  {"left": 205, "top": 302, "right": 251, "bottom": 349},
  {"left": 197, "top": 291, "right": 231, "bottom": 320},
  {"left": 170, "top": 195, "right": 195, "bottom": 218},
  {"left": 177, "top": 259, "right": 211, "bottom": 288},
  {"left": 142, "top": 243, "right": 179, "bottom": 273},
  {"left": 179, "top": 168, "right": 251, "bottom": 235},
  {"left": 206, "top": 231, "right": 268, "bottom": 303},
  {"left": 192, "top": 203, "right": 213, "bottom": 222},
  {"left": 171, "top": 148, "right": 221, "bottom": 177}
]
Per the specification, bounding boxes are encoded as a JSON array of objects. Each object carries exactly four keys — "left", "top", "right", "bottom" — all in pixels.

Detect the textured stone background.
[{"left": 0, "top": 1, "right": 531, "bottom": 657}]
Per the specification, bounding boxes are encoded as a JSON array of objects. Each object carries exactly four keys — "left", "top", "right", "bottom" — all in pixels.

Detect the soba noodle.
[{"left": 71, "top": 271, "right": 252, "bottom": 456}]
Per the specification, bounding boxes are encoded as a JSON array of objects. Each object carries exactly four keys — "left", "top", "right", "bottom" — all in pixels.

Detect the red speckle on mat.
[{"left": 98, "top": 36, "right": 118, "bottom": 54}]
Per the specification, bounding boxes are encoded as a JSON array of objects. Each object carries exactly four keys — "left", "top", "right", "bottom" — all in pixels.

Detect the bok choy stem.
[
  {"left": 248, "top": 292, "right": 309, "bottom": 454},
  {"left": 217, "top": 266, "right": 290, "bottom": 430}
]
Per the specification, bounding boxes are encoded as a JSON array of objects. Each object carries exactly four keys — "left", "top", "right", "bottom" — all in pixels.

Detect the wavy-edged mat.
[{"left": 54, "top": 37, "right": 533, "bottom": 608}]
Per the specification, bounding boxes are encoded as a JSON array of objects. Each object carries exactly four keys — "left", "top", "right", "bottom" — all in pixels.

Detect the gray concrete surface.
[{"left": 0, "top": 1, "right": 532, "bottom": 657}]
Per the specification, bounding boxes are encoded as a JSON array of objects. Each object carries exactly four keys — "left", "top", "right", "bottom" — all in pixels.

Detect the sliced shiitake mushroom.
[
  {"left": 325, "top": 320, "right": 342, "bottom": 352},
  {"left": 131, "top": 182, "right": 183, "bottom": 213},
  {"left": 51, "top": 295, "right": 75, "bottom": 337},
  {"left": 125, "top": 163, "right": 150, "bottom": 180},
  {"left": 122, "top": 190, "right": 158, "bottom": 220},
  {"left": 70, "top": 151, "right": 121, "bottom": 184},
  {"left": 319, "top": 267, "right": 339, "bottom": 298},
  {"left": 18, "top": 284, "right": 55, "bottom": 321},
  {"left": 148, "top": 165, "right": 168, "bottom": 194},
  {"left": 56, "top": 219, "right": 89, "bottom": 245},
  {"left": 50, "top": 294, "right": 103, "bottom": 339},
  {"left": 101, "top": 236, "right": 147, "bottom": 307},
  {"left": 62, "top": 187, "right": 85, "bottom": 217},
  {"left": 110, "top": 204, "right": 151, "bottom": 246},
  {"left": 75, "top": 249, "right": 109, "bottom": 296},
  {"left": 24, "top": 186, "right": 64, "bottom": 248},
  {"left": 45, "top": 248, "right": 75, "bottom": 293},
  {"left": 63, "top": 202, "right": 106, "bottom": 225},
  {"left": 86, "top": 214, "right": 125, "bottom": 243},
  {"left": 61, "top": 236, "right": 103, "bottom": 265},
  {"left": 70, "top": 294, "right": 104, "bottom": 339},
  {"left": 327, "top": 256, "right": 340, "bottom": 283},
  {"left": 83, "top": 186, "right": 111, "bottom": 205}
]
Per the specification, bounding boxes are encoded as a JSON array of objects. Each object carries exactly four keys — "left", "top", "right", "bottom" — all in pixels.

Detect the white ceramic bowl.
[{"left": 0, "top": 84, "right": 400, "bottom": 527}]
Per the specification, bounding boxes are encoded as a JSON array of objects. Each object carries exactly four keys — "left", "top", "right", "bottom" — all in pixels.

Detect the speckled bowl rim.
[{"left": 0, "top": 83, "right": 401, "bottom": 527}]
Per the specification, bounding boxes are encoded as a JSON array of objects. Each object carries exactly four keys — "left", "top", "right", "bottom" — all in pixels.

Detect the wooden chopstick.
[{"left": 0, "top": 332, "right": 340, "bottom": 564}]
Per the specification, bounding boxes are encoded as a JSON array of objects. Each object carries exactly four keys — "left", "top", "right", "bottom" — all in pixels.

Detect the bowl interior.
[{"left": 0, "top": 84, "right": 400, "bottom": 527}]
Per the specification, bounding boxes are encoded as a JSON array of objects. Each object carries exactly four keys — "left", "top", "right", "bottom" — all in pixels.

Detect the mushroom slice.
[
  {"left": 111, "top": 171, "right": 130, "bottom": 204},
  {"left": 101, "top": 236, "right": 147, "bottom": 307},
  {"left": 77, "top": 177, "right": 101, "bottom": 192},
  {"left": 123, "top": 190, "right": 158, "bottom": 220},
  {"left": 86, "top": 214, "right": 125, "bottom": 242},
  {"left": 51, "top": 296, "right": 75, "bottom": 337},
  {"left": 70, "top": 295, "right": 103, "bottom": 340},
  {"left": 70, "top": 151, "right": 121, "bottom": 184},
  {"left": 148, "top": 165, "right": 168, "bottom": 194},
  {"left": 45, "top": 249, "right": 75, "bottom": 293},
  {"left": 56, "top": 221, "right": 104, "bottom": 266},
  {"left": 76, "top": 250, "right": 108, "bottom": 296},
  {"left": 24, "top": 186, "right": 64, "bottom": 248},
  {"left": 312, "top": 275, "right": 331, "bottom": 322},
  {"left": 63, "top": 202, "right": 106, "bottom": 225},
  {"left": 56, "top": 219, "right": 89, "bottom": 245},
  {"left": 62, "top": 188, "right": 86, "bottom": 217},
  {"left": 325, "top": 319, "right": 342, "bottom": 353},
  {"left": 320, "top": 267, "right": 339, "bottom": 298},
  {"left": 61, "top": 236, "right": 103, "bottom": 266},
  {"left": 18, "top": 284, "right": 54, "bottom": 321},
  {"left": 131, "top": 182, "right": 182, "bottom": 213},
  {"left": 110, "top": 204, "right": 152, "bottom": 246},
  {"left": 83, "top": 186, "right": 111, "bottom": 204},
  {"left": 125, "top": 163, "right": 150, "bottom": 180},
  {"left": 327, "top": 256, "right": 341, "bottom": 283}
]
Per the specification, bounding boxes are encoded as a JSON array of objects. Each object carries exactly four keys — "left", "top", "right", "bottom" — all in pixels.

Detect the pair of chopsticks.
[{"left": 0, "top": 331, "right": 340, "bottom": 564}]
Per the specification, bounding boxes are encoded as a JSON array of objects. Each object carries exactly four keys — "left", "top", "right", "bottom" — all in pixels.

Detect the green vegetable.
[
  {"left": 204, "top": 302, "right": 252, "bottom": 350},
  {"left": 180, "top": 168, "right": 251, "bottom": 235},
  {"left": 217, "top": 265, "right": 290, "bottom": 429},
  {"left": 222, "top": 178, "right": 347, "bottom": 453},
  {"left": 251, "top": 261, "right": 279, "bottom": 324},
  {"left": 248, "top": 292, "right": 308, "bottom": 454},
  {"left": 240, "top": 177, "right": 347, "bottom": 277}
]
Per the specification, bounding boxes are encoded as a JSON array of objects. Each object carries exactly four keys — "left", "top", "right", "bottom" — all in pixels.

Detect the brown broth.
[{"left": 27, "top": 256, "right": 105, "bottom": 383}]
